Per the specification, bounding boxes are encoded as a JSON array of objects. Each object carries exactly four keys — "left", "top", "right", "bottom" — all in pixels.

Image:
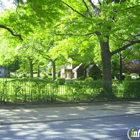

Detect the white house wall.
[{"left": 0, "top": 68, "right": 9, "bottom": 77}]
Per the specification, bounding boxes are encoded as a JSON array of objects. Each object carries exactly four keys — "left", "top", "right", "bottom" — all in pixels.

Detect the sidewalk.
[{"left": 0, "top": 101, "right": 140, "bottom": 125}]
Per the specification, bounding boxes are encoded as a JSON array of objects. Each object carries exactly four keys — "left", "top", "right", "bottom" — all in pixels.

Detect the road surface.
[{"left": 0, "top": 113, "right": 140, "bottom": 140}]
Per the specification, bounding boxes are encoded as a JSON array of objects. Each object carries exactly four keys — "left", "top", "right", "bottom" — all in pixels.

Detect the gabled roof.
[{"left": 72, "top": 63, "right": 83, "bottom": 72}]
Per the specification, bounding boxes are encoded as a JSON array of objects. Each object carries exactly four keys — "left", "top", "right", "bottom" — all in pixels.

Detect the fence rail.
[{"left": 0, "top": 78, "right": 140, "bottom": 104}]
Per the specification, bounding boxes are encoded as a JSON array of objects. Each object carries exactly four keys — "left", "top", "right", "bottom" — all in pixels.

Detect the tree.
[
  {"left": 0, "top": 29, "right": 20, "bottom": 70},
  {"left": 33, "top": 33, "right": 65, "bottom": 81},
  {"left": 54, "top": 0, "right": 140, "bottom": 98},
  {"left": 1, "top": 0, "right": 140, "bottom": 98},
  {"left": 0, "top": 0, "right": 65, "bottom": 79},
  {"left": 0, "top": 0, "right": 22, "bottom": 39}
]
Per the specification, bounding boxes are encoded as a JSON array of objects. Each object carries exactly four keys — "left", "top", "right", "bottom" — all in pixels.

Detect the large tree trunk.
[{"left": 99, "top": 40, "right": 113, "bottom": 97}]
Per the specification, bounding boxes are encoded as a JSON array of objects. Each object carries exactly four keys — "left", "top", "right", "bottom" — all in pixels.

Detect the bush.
[
  {"left": 124, "top": 75, "right": 132, "bottom": 81},
  {"left": 55, "top": 78, "right": 65, "bottom": 85},
  {"left": 84, "top": 77, "right": 102, "bottom": 89},
  {"left": 123, "top": 80, "right": 140, "bottom": 99},
  {"left": 42, "top": 74, "right": 48, "bottom": 79},
  {"left": 77, "top": 76, "right": 85, "bottom": 80},
  {"left": 84, "top": 77, "right": 94, "bottom": 83},
  {"left": 10, "top": 72, "right": 17, "bottom": 78},
  {"left": 1, "top": 78, "right": 128, "bottom": 104},
  {"left": 125, "top": 73, "right": 139, "bottom": 81}
]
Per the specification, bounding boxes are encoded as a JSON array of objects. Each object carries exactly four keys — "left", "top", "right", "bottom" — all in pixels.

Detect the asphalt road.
[{"left": 0, "top": 113, "right": 140, "bottom": 140}]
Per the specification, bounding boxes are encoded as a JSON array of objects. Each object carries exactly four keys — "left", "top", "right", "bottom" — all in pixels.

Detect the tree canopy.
[{"left": 0, "top": 0, "right": 140, "bottom": 96}]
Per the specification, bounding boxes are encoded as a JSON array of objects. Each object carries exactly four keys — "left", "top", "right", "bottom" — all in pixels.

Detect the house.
[
  {"left": 86, "top": 64, "right": 102, "bottom": 80},
  {"left": 0, "top": 66, "right": 9, "bottom": 78},
  {"left": 60, "top": 64, "right": 74, "bottom": 79},
  {"left": 72, "top": 63, "right": 86, "bottom": 79},
  {"left": 123, "top": 59, "right": 140, "bottom": 74},
  {"left": 60, "top": 63, "right": 101, "bottom": 80}
]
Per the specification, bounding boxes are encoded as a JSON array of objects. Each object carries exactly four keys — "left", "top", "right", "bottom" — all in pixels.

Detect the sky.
[
  {"left": 0, "top": 0, "right": 15, "bottom": 12},
  {"left": 0, "top": 0, "right": 99, "bottom": 12},
  {"left": 1, "top": 0, "right": 14, "bottom": 8}
]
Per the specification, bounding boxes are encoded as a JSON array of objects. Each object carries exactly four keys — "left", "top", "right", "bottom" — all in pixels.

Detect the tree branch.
[
  {"left": 55, "top": 32, "right": 94, "bottom": 37},
  {"left": 111, "top": 40, "right": 140, "bottom": 56},
  {"left": 82, "top": 0, "right": 92, "bottom": 17},
  {"left": 61, "top": 0, "right": 86, "bottom": 18},
  {"left": 88, "top": 0, "right": 100, "bottom": 15},
  {"left": 98, "top": 0, "right": 102, "bottom": 6},
  {"left": 0, "top": 24, "right": 23, "bottom": 40}
]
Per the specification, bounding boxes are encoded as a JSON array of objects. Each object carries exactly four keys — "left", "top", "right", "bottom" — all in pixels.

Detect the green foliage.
[
  {"left": 65, "top": 79, "right": 103, "bottom": 101},
  {"left": 77, "top": 76, "right": 85, "bottom": 80},
  {"left": 55, "top": 78, "right": 65, "bottom": 85},
  {"left": 0, "top": 78, "right": 58, "bottom": 103},
  {"left": 0, "top": 78, "right": 103, "bottom": 103},
  {"left": 1, "top": 78, "right": 140, "bottom": 104},
  {"left": 123, "top": 80, "right": 140, "bottom": 99},
  {"left": 124, "top": 75, "right": 132, "bottom": 81},
  {"left": 84, "top": 77, "right": 94, "bottom": 83},
  {"left": 0, "top": 0, "right": 140, "bottom": 96}
]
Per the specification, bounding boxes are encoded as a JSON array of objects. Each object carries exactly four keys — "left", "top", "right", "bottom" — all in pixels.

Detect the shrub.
[
  {"left": 84, "top": 77, "right": 94, "bottom": 83},
  {"left": 42, "top": 74, "right": 48, "bottom": 79},
  {"left": 84, "top": 77, "right": 102, "bottom": 89},
  {"left": 77, "top": 76, "right": 85, "bottom": 80},
  {"left": 123, "top": 80, "right": 140, "bottom": 99},
  {"left": 55, "top": 78, "right": 65, "bottom": 85}
]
